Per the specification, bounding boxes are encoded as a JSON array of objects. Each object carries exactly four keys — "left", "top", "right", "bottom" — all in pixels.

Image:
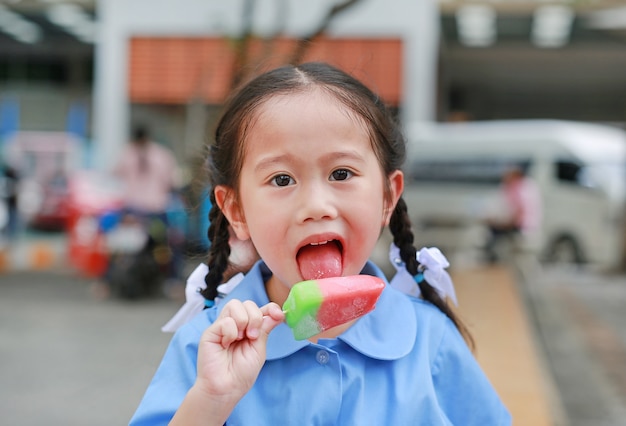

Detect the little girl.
[{"left": 131, "top": 62, "right": 511, "bottom": 425}]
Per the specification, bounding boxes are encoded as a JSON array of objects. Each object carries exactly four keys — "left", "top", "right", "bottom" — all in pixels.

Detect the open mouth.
[{"left": 296, "top": 239, "right": 343, "bottom": 280}]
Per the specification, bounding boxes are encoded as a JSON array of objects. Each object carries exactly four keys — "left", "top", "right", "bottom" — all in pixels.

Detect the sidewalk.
[
  {"left": 452, "top": 265, "right": 565, "bottom": 426},
  {"left": 0, "top": 231, "right": 67, "bottom": 272}
]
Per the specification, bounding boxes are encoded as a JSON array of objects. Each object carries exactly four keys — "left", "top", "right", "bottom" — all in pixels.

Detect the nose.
[{"left": 296, "top": 181, "right": 338, "bottom": 223}]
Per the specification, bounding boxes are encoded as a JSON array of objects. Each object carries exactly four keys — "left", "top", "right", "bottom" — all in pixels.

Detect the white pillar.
[
  {"left": 402, "top": 0, "right": 439, "bottom": 125},
  {"left": 92, "top": 0, "right": 129, "bottom": 171}
]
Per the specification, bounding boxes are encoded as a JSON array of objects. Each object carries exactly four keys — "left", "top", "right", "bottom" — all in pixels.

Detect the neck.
[{"left": 265, "top": 274, "right": 290, "bottom": 307}]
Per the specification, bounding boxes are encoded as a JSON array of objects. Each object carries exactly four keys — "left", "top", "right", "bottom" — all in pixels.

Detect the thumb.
[{"left": 259, "top": 302, "right": 285, "bottom": 337}]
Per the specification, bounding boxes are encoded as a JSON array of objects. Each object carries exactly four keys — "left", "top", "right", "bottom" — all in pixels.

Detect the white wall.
[{"left": 93, "top": 0, "right": 439, "bottom": 170}]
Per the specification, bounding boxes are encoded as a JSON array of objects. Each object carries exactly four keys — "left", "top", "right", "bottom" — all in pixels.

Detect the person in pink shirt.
[
  {"left": 114, "top": 125, "right": 179, "bottom": 214},
  {"left": 93, "top": 125, "right": 184, "bottom": 299},
  {"left": 484, "top": 166, "right": 542, "bottom": 263}
]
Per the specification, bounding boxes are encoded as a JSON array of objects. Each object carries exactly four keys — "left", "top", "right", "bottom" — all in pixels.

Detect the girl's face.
[{"left": 216, "top": 89, "right": 403, "bottom": 304}]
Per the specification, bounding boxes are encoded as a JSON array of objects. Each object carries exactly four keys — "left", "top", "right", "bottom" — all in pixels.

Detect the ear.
[
  {"left": 382, "top": 170, "right": 404, "bottom": 226},
  {"left": 213, "top": 185, "right": 251, "bottom": 241}
]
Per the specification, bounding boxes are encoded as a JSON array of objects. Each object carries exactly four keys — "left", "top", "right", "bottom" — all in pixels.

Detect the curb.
[{"left": 514, "top": 265, "right": 570, "bottom": 426}]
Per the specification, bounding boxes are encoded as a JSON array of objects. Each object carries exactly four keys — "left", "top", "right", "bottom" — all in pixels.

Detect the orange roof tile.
[{"left": 128, "top": 36, "right": 402, "bottom": 105}]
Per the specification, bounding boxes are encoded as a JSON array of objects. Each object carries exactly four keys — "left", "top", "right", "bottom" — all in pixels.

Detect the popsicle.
[{"left": 283, "top": 275, "right": 385, "bottom": 340}]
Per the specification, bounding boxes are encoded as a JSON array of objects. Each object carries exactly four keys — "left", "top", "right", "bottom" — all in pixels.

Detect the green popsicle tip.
[{"left": 282, "top": 280, "right": 323, "bottom": 330}]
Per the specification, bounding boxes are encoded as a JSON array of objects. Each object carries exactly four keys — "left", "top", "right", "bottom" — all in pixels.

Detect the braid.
[
  {"left": 200, "top": 191, "right": 231, "bottom": 302},
  {"left": 389, "top": 197, "right": 475, "bottom": 349}
]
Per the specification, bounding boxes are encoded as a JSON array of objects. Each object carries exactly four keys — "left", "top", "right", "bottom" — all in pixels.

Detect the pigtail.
[
  {"left": 389, "top": 197, "right": 475, "bottom": 350},
  {"left": 200, "top": 190, "right": 231, "bottom": 303}
]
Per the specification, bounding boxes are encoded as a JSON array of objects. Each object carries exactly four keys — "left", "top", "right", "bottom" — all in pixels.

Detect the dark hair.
[
  {"left": 201, "top": 62, "right": 473, "bottom": 347},
  {"left": 132, "top": 125, "right": 149, "bottom": 142}
]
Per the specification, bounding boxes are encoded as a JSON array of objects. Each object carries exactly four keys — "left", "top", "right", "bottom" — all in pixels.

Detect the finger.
[
  {"left": 205, "top": 316, "right": 240, "bottom": 349},
  {"left": 241, "top": 300, "right": 264, "bottom": 339},
  {"left": 259, "top": 302, "right": 285, "bottom": 335},
  {"left": 261, "top": 302, "right": 285, "bottom": 320},
  {"left": 221, "top": 300, "right": 254, "bottom": 340}
]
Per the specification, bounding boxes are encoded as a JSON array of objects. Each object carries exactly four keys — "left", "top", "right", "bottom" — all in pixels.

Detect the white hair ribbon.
[
  {"left": 388, "top": 244, "right": 458, "bottom": 306},
  {"left": 161, "top": 264, "right": 245, "bottom": 333}
]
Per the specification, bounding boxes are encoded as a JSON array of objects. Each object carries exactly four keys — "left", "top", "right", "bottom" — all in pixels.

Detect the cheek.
[
  {"left": 350, "top": 192, "right": 386, "bottom": 238},
  {"left": 240, "top": 201, "right": 287, "bottom": 253}
]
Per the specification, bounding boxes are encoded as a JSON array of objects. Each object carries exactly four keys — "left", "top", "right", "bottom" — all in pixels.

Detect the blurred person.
[
  {"left": 484, "top": 166, "right": 542, "bottom": 263},
  {"left": 0, "top": 162, "right": 20, "bottom": 241},
  {"left": 94, "top": 125, "right": 184, "bottom": 299},
  {"left": 114, "top": 125, "right": 180, "bottom": 215}
]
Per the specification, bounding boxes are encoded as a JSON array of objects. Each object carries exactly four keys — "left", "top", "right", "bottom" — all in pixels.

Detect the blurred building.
[
  {"left": 439, "top": 1, "right": 626, "bottom": 123},
  {"left": 0, "top": 0, "right": 625, "bottom": 170},
  {"left": 0, "top": 0, "right": 93, "bottom": 140}
]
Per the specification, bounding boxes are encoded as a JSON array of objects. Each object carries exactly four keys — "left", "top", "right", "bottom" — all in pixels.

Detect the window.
[
  {"left": 555, "top": 160, "right": 581, "bottom": 184},
  {"left": 408, "top": 158, "right": 531, "bottom": 185}
]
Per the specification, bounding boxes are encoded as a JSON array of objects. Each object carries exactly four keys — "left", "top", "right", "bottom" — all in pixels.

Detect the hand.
[
  {"left": 196, "top": 300, "right": 284, "bottom": 404},
  {"left": 171, "top": 300, "right": 284, "bottom": 425}
]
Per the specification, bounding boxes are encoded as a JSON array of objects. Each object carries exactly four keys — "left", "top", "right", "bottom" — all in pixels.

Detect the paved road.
[
  {"left": 520, "top": 265, "right": 626, "bottom": 426},
  {"left": 0, "top": 270, "right": 180, "bottom": 426}
]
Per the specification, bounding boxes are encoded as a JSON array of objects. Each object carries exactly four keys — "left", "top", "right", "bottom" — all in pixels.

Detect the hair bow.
[
  {"left": 388, "top": 244, "right": 458, "bottom": 306},
  {"left": 161, "top": 263, "right": 244, "bottom": 333}
]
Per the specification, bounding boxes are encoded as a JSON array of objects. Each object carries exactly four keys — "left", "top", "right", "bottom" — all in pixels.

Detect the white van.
[{"left": 394, "top": 119, "right": 626, "bottom": 271}]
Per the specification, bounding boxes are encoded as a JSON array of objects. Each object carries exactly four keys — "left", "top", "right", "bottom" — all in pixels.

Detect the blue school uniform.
[{"left": 130, "top": 261, "right": 511, "bottom": 425}]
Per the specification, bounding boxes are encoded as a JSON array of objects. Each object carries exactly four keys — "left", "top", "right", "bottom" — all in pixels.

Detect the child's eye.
[
  {"left": 272, "top": 174, "right": 294, "bottom": 187},
  {"left": 330, "top": 169, "right": 352, "bottom": 181}
]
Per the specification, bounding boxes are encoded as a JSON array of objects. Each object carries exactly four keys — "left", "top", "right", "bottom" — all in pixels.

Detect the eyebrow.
[
  {"left": 254, "top": 154, "right": 291, "bottom": 174},
  {"left": 254, "top": 149, "right": 366, "bottom": 173},
  {"left": 322, "top": 150, "right": 366, "bottom": 164}
]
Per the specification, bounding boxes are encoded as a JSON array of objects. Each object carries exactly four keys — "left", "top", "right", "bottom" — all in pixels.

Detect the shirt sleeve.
[
  {"left": 129, "top": 322, "right": 204, "bottom": 426},
  {"left": 431, "top": 321, "right": 512, "bottom": 426}
]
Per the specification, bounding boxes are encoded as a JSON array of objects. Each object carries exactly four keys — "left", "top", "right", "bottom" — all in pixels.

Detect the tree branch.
[{"left": 288, "top": 0, "right": 362, "bottom": 65}]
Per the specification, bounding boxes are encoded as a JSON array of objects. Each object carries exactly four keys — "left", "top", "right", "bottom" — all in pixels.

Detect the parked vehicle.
[
  {"left": 395, "top": 119, "right": 626, "bottom": 270},
  {"left": 4, "top": 131, "right": 83, "bottom": 231}
]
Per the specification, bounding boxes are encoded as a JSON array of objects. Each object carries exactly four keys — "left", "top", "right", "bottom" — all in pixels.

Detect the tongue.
[{"left": 297, "top": 242, "right": 342, "bottom": 280}]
